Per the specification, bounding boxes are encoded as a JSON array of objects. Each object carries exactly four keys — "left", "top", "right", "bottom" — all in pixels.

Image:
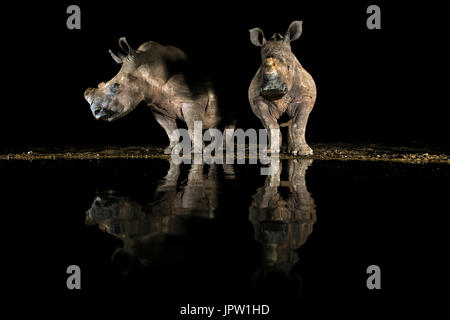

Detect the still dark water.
[{"left": 2, "top": 159, "right": 448, "bottom": 317}]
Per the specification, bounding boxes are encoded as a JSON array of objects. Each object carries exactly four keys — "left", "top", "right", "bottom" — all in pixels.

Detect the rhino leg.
[
  {"left": 152, "top": 110, "right": 179, "bottom": 154},
  {"left": 287, "top": 97, "right": 314, "bottom": 156},
  {"left": 252, "top": 100, "right": 281, "bottom": 153},
  {"left": 182, "top": 103, "right": 205, "bottom": 154}
]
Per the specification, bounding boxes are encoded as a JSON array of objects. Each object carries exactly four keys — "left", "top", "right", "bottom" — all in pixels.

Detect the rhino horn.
[{"left": 263, "top": 57, "right": 276, "bottom": 74}]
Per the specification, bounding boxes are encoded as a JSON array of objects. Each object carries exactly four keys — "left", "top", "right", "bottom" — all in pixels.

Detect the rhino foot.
[
  {"left": 289, "top": 144, "right": 313, "bottom": 156},
  {"left": 164, "top": 146, "right": 173, "bottom": 154},
  {"left": 259, "top": 146, "right": 280, "bottom": 155}
]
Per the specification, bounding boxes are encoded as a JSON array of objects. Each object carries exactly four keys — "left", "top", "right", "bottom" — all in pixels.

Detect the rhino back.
[
  {"left": 138, "top": 41, "right": 188, "bottom": 65},
  {"left": 138, "top": 41, "right": 212, "bottom": 99}
]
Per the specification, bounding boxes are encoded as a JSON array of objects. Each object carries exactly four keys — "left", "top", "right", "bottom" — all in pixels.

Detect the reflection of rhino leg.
[
  {"left": 287, "top": 159, "right": 316, "bottom": 227},
  {"left": 166, "top": 159, "right": 180, "bottom": 181},
  {"left": 175, "top": 164, "right": 211, "bottom": 219},
  {"left": 250, "top": 159, "right": 316, "bottom": 274},
  {"left": 181, "top": 164, "right": 204, "bottom": 209},
  {"left": 288, "top": 159, "right": 313, "bottom": 190},
  {"left": 250, "top": 160, "right": 281, "bottom": 215},
  {"left": 187, "top": 164, "right": 204, "bottom": 186},
  {"left": 267, "top": 160, "right": 282, "bottom": 188},
  {"left": 222, "top": 164, "right": 236, "bottom": 180},
  {"left": 204, "top": 165, "right": 219, "bottom": 216},
  {"left": 156, "top": 159, "right": 180, "bottom": 192}
]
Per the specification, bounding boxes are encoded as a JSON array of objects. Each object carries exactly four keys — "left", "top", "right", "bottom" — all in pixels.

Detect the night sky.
[{"left": 5, "top": 1, "right": 447, "bottom": 149}]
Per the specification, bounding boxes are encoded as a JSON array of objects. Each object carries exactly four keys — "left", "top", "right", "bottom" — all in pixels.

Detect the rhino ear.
[
  {"left": 118, "top": 37, "right": 136, "bottom": 57},
  {"left": 109, "top": 49, "right": 124, "bottom": 64},
  {"left": 285, "top": 21, "right": 303, "bottom": 42},
  {"left": 249, "top": 28, "right": 267, "bottom": 47}
]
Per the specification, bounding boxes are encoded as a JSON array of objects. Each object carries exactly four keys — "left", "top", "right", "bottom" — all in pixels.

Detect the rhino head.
[
  {"left": 249, "top": 21, "right": 303, "bottom": 101},
  {"left": 84, "top": 37, "right": 146, "bottom": 121}
]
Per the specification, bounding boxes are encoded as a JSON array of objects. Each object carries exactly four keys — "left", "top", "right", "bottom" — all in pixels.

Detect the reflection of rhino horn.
[{"left": 263, "top": 244, "right": 278, "bottom": 267}]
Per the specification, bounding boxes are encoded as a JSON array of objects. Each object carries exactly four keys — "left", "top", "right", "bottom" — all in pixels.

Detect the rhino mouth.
[
  {"left": 92, "top": 107, "right": 120, "bottom": 121},
  {"left": 260, "top": 87, "right": 287, "bottom": 101},
  {"left": 103, "top": 108, "right": 134, "bottom": 122},
  {"left": 260, "top": 73, "right": 287, "bottom": 101},
  {"left": 91, "top": 101, "right": 135, "bottom": 122}
]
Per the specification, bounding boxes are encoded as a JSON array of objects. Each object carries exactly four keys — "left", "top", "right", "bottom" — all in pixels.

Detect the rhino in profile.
[
  {"left": 248, "top": 21, "right": 317, "bottom": 155},
  {"left": 84, "top": 38, "right": 221, "bottom": 154}
]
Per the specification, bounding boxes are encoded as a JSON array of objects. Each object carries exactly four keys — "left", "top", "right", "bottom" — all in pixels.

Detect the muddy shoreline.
[{"left": 1, "top": 143, "right": 448, "bottom": 164}]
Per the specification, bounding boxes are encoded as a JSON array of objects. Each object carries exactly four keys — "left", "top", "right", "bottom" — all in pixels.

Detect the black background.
[
  {"left": 3, "top": 0, "right": 448, "bottom": 150},
  {"left": 2, "top": 1, "right": 449, "bottom": 317}
]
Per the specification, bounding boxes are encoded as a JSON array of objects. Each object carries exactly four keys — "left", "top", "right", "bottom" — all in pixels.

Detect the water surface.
[{"left": 2, "top": 158, "right": 448, "bottom": 317}]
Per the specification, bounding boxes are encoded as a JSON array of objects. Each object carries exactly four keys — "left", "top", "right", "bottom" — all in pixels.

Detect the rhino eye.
[{"left": 110, "top": 83, "right": 120, "bottom": 93}]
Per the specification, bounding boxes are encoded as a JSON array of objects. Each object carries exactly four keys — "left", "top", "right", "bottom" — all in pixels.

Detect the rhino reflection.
[
  {"left": 250, "top": 159, "right": 316, "bottom": 274},
  {"left": 86, "top": 160, "right": 230, "bottom": 272}
]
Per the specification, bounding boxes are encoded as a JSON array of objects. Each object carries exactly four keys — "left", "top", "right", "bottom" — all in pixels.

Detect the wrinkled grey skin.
[
  {"left": 249, "top": 21, "right": 316, "bottom": 155},
  {"left": 249, "top": 159, "right": 316, "bottom": 273},
  {"left": 84, "top": 38, "right": 221, "bottom": 154},
  {"left": 86, "top": 159, "right": 232, "bottom": 273}
]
